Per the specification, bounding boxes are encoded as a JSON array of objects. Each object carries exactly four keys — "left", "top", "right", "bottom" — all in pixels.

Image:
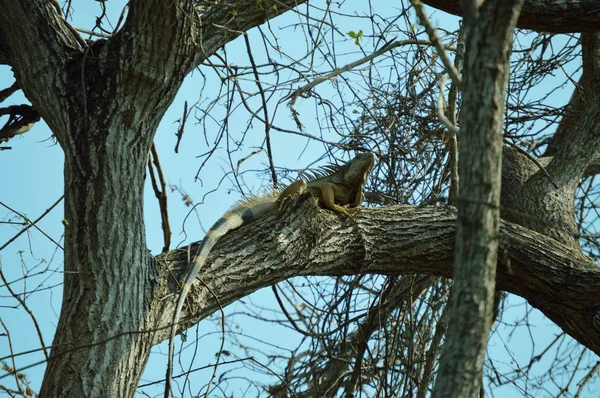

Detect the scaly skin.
[{"left": 165, "top": 152, "right": 376, "bottom": 397}]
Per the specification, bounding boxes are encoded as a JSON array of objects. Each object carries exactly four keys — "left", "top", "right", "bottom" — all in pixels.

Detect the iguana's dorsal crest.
[{"left": 299, "top": 152, "right": 376, "bottom": 187}]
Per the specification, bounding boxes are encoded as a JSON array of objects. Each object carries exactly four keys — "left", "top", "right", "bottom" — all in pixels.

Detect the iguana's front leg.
[{"left": 320, "top": 182, "right": 356, "bottom": 217}]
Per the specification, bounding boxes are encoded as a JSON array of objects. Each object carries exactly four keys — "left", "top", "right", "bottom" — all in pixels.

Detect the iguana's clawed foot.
[
  {"left": 346, "top": 206, "right": 360, "bottom": 215},
  {"left": 277, "top": 195, "right": 292, "bottom": 211},
  {"left": 278, "top": 193, "right": 304, "bottom": 211},
  {"left": 348, "top": 207, "right": 361, "bottom": 223},
  {"left": 336, "top": 206, "right": 361, "bottom": 223}
]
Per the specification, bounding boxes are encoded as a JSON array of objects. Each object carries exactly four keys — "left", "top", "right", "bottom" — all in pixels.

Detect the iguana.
[{"left": 165, "top": 151, "right": 376, "bottom": 397}]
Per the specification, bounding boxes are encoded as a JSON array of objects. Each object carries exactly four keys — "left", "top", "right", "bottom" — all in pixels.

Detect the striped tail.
[{"left": 164, "top": 198, "right": 278, "bottom": 397}]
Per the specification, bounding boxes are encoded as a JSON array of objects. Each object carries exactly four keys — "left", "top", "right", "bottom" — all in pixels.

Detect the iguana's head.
[{"left": 344, "top": 152, "right": 376, "bottom": 186}]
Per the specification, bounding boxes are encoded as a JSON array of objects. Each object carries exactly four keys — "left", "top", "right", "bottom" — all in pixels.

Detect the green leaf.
[{"left": 348, "top": 30, "right": 363, "bottom": 45}]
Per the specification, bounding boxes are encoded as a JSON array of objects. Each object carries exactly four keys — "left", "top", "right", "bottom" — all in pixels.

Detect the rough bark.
[
  {"left": 543, "top": 72, "right": 600, "bottom": 179},
  {"left": 538, "top": 34, "right": 600, "bottom": 186},
  {"left": 422, "top": 0, "right": 600, "bottom": 33},
  {"left": 156, "top": 202, "right": 600, "bottom": 358},
  {"left": 0, "top": 0, "right": 306, "bottom": 396},
  {"left": 46, "top": 116, "right": 156, "bottom": 398},
  {"left": 501, "top": 33, "right": 600, "bottom": 249},
  {"left": 431, "top": 1, "right": 523, "bottom": 397}
]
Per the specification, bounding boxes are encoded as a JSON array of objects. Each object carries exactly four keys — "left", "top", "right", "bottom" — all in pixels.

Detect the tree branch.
[
  {"left": 434, "top": 0, "right": 523, "bottom": 394},
  {"left": 193, "top": 0, "right": 307, "bottom": 69},
  {"left": 157, "top": 202, "right": 600, "bottom": 357},
  {"left": 0, "top": 0, "right": 83, "bottom": 134},
  {"left": 533, "top": 33, "right": 600, "bottom": 189},
  {"left": 422, "top": 0, "right": 600, "bottom": 33}
]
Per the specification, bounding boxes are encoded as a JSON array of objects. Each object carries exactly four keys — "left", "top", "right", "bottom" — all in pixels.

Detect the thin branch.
[
  {"left": 72, "top": 26, "right": 112, "bottom": 38},
  {"left": 0, "top": 81, "right": 19, "bottom": 103},
  {"left": 410, "top": 0, "right": 462, "bottom": 86},
  {"left": 286, "top": 39, "right": 448, "bottom": 105},
  {"left": 437, "top": 76, "right": 460, "bottom": 136},
  {"left": 0, "top": 197, "right": 64, "bottom": 251},
  {"left": 174, "top": 101, "right": 188, "bottom": 154},
  {"left": 0, "top": 260, "right": 49, "bottom": 360},
  {"left": 446, "top": 27, "right": 464, "bottom": 206},
  {"left": 243, "top": 33, "right": 277, "bottom": 186},
  {"left": 0, "top": 317, "right": 22, "bottom": 395},
  {"left": 574, "top": 361, "right": 600, "bottom": 398},
  {"left": 147, "top": 144, "right": 171, "bottom": 252}
]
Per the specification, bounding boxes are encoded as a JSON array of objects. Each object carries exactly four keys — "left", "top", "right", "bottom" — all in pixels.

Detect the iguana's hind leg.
[{"left": 277, "top": 179, "right": 307, "bottom": 210}]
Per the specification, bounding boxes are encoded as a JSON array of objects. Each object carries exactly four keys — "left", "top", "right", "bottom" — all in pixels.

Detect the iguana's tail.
[{"left": 165, "top": 197, "right": 279, "bottom": 397}]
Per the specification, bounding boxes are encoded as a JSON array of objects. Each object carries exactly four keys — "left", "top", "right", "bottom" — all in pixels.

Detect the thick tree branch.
[
  {"left": 193, "top": 0, "right": 307, "bottom": 70},
  {"left": 0, "top": 0, "right": 307, "bottom": 148},
  {"left": 118, "top": 0, "right": 200, "bottom": 85},
  {"left": 544, "top": 77, "right": 600, "bottom": 178},
  {"left": 434, "top": 0, "right": 523, "bottom": 395},
  {"left": 0, "top": 0, "right": 83, "bottom": 134},
  {"left": 422, "top": 0, "right": 600, "bottom": 33},
  {"left": 125, "top": 0, "right": 309, "bottom": 76},
  {"left": 157, "top": 202, "right": 600, "bottom": 358},
  {"left": 499, "top": 35, "right": 600, "bottom": 248},
  {"left": 535, "top": 33, "right": 600, "bottom": 189}
]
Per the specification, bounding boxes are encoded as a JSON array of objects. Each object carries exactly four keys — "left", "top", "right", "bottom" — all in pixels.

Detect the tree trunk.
[
  {"left": 41, "top": 117, "right": 156, "bottom": 396},
  {"left": 36, "top": 21, "right": 168, "bottom": 395},
  {"left": 0, "top": 0, "right": 308, "bottom": 395},
  {"left": 433, "top": 1, "right": 523, "bottom": 397}
]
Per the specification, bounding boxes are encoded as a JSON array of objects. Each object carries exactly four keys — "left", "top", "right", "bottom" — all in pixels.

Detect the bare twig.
[
  {"left": 0, "top": 81, "right": 19, "bottom": 103},
  {"left": 0, "top": 260, "right": 50, "bottom": 360},
  {"left": 244, "top": 33, "right": 278, "bottom": 186},
  {"left": 436, "top": 76, "right": 459, "bottom": 136},
  {"left": 174, "top": 100, "right": 188, "bottom": 154},
  {"left": 147, "top": 144, "right": 171, "bottom": 252},
  {"left": 446, "top": 26, "right": 465, "bottom": 205},
  {"left": 410, "top": 0, "right": 462, "bottom": 86},
  {"left": 0, "top": 199, "right": 64, "bottom": 251},
  {"left": 286, "top": 39, "right": 449, "bottom": 105},
  {"left": 72, "top": 26, "right": 112, "bottom": 38},
  {"left": 0, "top": 318, "right": 22, "bottom": 395},
  {"left": 574, "top": 361, "right": 600, "bottom": 398}
]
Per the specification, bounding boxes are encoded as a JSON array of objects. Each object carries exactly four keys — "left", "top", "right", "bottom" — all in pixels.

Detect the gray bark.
[
  {"left": 422, "top": 0, "right": 600, "bottom": 33},
  {"left": 501, "top": 33, "right": 600, "bottom": 247},
  {"left": 432, "top": 0, "right": 523, "bottom": 396},
  {"left": 157, "top": 202, "right": 600, "bottom": 357}
]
